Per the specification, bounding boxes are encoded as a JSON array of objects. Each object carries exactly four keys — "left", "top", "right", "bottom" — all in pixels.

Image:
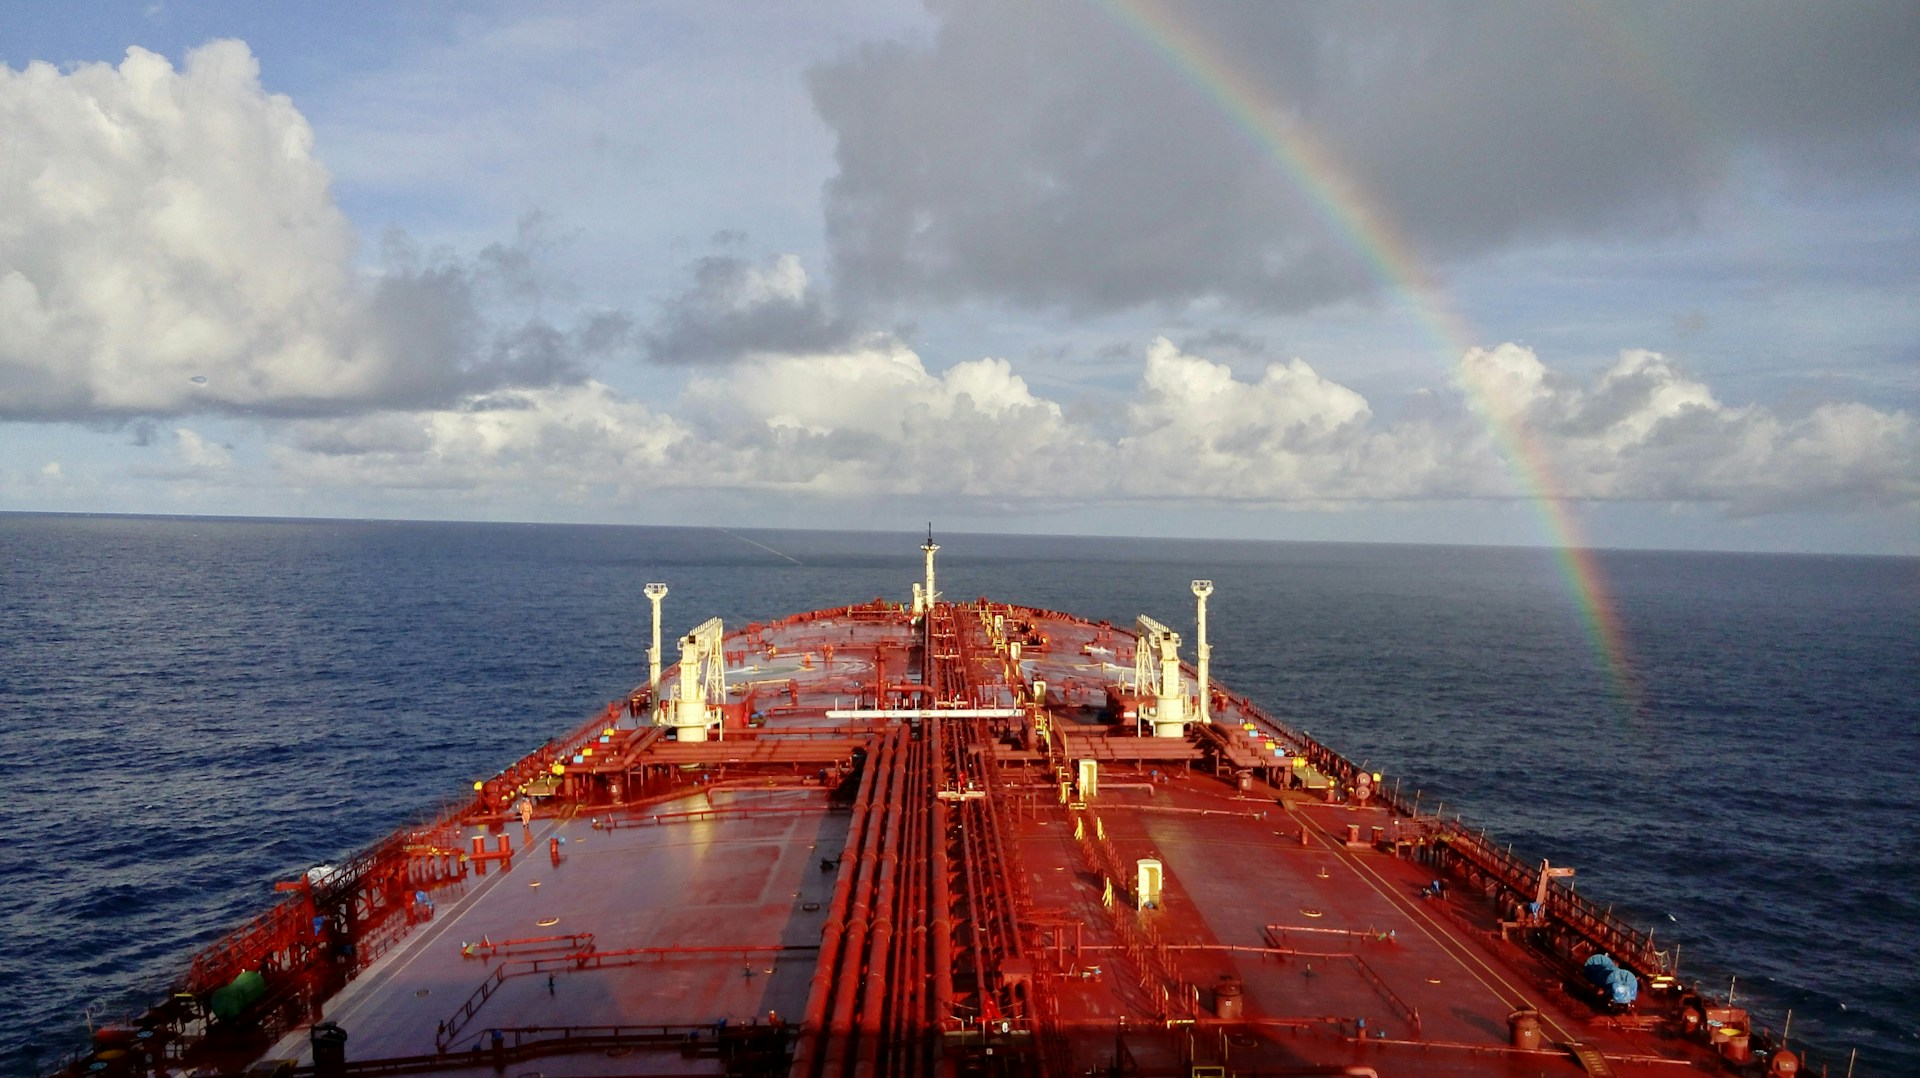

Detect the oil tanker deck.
[{"left": 63, "top": 540, "right": 1804, "bottom": 1077}]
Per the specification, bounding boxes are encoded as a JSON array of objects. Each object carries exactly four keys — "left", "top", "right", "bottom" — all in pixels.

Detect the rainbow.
[{"left": 1099, "top": 0, "right": 1642, "bottom": 713}]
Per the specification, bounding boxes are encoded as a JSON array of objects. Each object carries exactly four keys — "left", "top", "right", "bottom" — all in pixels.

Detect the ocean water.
[{"left": 1, "top": 514, "right": 1914, "bottom": 1074}]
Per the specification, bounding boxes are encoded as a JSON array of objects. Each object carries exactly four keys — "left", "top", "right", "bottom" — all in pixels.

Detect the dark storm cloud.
[
  {"left": 281, "top": 231, "right": 622, "bottom": 417},
  {"left": 809, "top": 0, "right": 1920, "bottom": 316},
  {"left": 1174, "top": 328, "right": 1272, "bottom": 358},
  {"left": 643, "top": 253, "right": 859, "bottom": 364}
]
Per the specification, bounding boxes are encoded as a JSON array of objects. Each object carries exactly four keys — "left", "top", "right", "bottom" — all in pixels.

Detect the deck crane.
[
  {"left": 1535, "top": 860, "right": 1576, "bottom": 918},
  {"left": 657, "top": 616, "right": 725, "bottom": 742},
  {"left": 1134, "top": 614, "right": 1193, "bottom": 738}
]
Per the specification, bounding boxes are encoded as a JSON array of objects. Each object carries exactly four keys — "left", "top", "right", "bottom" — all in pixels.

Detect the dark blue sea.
[{"left": 1, "top": 515, "right": 1915, "bottom": 1075}]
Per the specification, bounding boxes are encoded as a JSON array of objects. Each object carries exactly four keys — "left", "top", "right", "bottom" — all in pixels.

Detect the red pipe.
[
  {"left": 789, "top": 732, "right": 889, "bottom": 1078},
  {"left": 821, "top": 729, "right": 900, "bottom": 1075},
  {"left": 851, "top": 736, "right": 907, "bottom": 1078},
  {"left": 898, "top": 747, "right": 927, "bottom": 1077},
  {"left": 907, "top": 745, "right": 931, "bottom": 1078},
  {"left": 878, "top": 734, "right": 923, "bottom": 1077},
  {"left": 928, "top": 719, "right": 955, "bottom": 1053},
  {"left": 947, "top": 725, "right": 996, "bottom": 1051}
]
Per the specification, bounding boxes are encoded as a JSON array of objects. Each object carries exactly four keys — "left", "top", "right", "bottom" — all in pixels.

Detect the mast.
[{"left": 921, "top": 523, "right": 939, "bottom": 611}]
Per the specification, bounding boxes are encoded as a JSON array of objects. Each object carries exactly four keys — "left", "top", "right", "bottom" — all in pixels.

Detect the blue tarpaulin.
[
  {"left": 1582, "top": 953, "right": 1638, "bottom": 1005},
  {"left": 1607, "top": 967, "right": 1640, "bottom": 1004},
  {"left": 1582, "top": 953, "right": 1617, "bottom": 985}
]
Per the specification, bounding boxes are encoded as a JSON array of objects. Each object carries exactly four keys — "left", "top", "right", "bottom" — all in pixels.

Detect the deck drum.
[
  {"left": 1214, "top": 976, "right": 1245, "bottom": 1020},
  {"left": 1508, "top": 1008, "right": 1542, "bottom": 1050}
]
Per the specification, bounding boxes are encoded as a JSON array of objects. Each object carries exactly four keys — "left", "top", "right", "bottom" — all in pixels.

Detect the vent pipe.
[
  {"left": 1191, "top": 580, "right": 1213, "bottom": 724},
  {"left": 922, "top": 524, "right": 940, "bottom": 611},
  {"left": 644, "top": 583, "right": 669, "bottom": 688}
]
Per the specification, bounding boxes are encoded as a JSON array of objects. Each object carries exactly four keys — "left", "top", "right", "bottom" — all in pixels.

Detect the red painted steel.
[{"left": 59, "top": 594, "right": 1806, "bottom": 1078}]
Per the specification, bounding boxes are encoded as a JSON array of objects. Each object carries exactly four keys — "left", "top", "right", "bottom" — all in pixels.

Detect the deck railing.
[{"left": 1221, "top": 695, "right": 1670, "bottom": 981}]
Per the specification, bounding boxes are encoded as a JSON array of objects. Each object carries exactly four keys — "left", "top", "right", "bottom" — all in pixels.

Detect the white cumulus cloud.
[
  {"left": 682, "top": 345, "right": 1086, "bottom": 496},
  {"left": 127, "top": 426, "right": 237, "bottom": 482},
  {"left": 1459, "top": 345, "right": 1920, "bottom": 513},
  {"left": 258, "top": 338, "right": 1916, "bottom": 520},
  {"left": 0, "top": 42, "right": 613, "bottom": 420},
  {"left": 170, "top": 428, "right": 234, "bottom": 471},
  {"left": 1116, "top": 338, "right": 1495, "bottom": 503},
  {"left": 274, "top": 382, "right": 685, "bottom": 496}
]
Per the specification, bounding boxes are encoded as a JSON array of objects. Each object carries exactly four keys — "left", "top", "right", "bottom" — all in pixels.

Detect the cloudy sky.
[{"left": 2, "top": 1, "right": 1915, "bottom": 553}]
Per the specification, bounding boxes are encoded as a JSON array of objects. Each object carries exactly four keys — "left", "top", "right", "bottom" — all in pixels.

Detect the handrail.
[
  {"left": 1217, "top": 684, "right": 1671, "bottom": 982},
  {"left": 1351, "top": 951, "right": 1422, "bottom": 1038},
  {"left": 436, "top": 964, "right": 507, "bottom": 1049}
]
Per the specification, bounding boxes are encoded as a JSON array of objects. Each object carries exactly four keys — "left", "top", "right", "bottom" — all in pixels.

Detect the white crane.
[
  {"left": 658, "top": 616, "right": 725, "bottom": 742},
  {"left": 1133, "top": 614, "right": 1191, "bottom": 738}
]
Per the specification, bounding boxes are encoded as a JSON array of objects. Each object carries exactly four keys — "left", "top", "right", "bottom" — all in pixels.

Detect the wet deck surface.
[
  {"left": 241, "top": 601, "right": 1727, "bottom": 1077},
  {"left": 274, "top": 794, "right": 849, "bottom": 1071},
  {"left": 1007, "top": 769, "right": 1706, "bottom": 1074}
]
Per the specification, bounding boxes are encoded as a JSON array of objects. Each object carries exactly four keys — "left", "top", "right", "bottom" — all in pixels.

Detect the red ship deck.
[
  {"left": 296, "top": 795, "right": 847, "bottom": 1066},
  {"left": 80, "top": 578, "right": 1784, "bottom": 1078}
]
